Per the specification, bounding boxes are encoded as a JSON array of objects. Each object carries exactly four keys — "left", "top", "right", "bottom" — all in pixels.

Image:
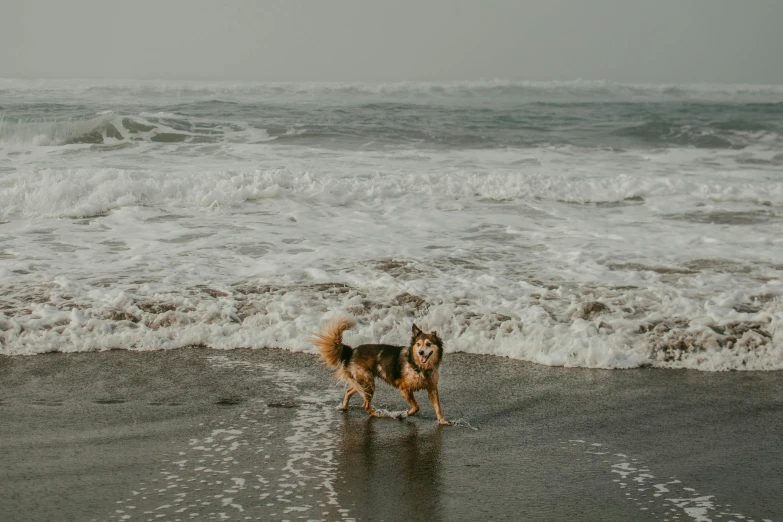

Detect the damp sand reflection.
[{"left": 335, "top": 414, "right": 444, "bottom": 521}]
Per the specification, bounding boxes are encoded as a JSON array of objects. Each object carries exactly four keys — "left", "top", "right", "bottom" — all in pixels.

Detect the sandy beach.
[{"left": 1, "top": 347, "right": 780, "bottom": 521}]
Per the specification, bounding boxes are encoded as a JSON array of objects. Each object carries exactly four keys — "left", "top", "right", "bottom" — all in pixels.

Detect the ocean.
[{"left": 1, "top": 78, "right": 781, "bottom": 370}]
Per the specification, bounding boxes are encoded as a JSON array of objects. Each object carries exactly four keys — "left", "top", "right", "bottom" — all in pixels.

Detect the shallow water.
[{"left": 1, "top": 349, "right": 780, "bottom": 521}]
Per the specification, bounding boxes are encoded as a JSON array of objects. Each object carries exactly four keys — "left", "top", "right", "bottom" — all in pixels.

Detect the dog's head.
[{"left": 409, "top": 323, "right": 443, "bottom": 370}]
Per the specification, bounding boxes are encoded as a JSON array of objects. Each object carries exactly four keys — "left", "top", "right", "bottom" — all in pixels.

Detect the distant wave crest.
[{"left": 3, "top": 78, "right": 783, "bottom": 102}]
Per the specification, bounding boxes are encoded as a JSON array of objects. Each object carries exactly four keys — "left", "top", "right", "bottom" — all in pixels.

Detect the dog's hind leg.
[
  {"left": 339, "top": 387, "right": 358, "bottom": 410},
  {"left": 401, "top": 388, "right": 419, "bottom": 416},
  {"left": 361, "top": 387, "right": 377, "bottom": 417},
  {"left": 350, "top": 370, "right": 378, "bottom": 417},
  {"left": 357, "top": 381, "right": 377, "bottom": 417}
]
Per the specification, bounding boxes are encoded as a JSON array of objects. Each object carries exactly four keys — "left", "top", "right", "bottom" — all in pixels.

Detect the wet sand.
[{"left": 1, "top": 347, "right": 781, "bottom": 521}]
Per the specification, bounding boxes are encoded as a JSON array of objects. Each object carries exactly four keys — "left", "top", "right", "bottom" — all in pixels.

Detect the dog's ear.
[{"left": 412, "top": 323, "right": 422, "bottom": 336}]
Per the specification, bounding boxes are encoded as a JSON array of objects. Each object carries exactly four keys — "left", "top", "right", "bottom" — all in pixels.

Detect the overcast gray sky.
[{"left": 2, "top": 0, "right": 781, "bottom": 84}]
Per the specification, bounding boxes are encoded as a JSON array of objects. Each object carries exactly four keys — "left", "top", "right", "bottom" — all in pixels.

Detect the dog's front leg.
[
  {"left": 401, "top": 388, "right": 419, "bottom": 416},
  {"left": 427, "top": 386, "right": 449, "bottom": 425}
]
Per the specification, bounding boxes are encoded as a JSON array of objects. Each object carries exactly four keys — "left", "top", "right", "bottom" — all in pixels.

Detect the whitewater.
[{"left": 1, "top": 79, "right": 781, "bottom": 370}]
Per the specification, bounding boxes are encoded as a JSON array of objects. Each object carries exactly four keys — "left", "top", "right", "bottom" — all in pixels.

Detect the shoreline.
[{"left": 1, "top": 347, "right": 781, "bottom": 521}]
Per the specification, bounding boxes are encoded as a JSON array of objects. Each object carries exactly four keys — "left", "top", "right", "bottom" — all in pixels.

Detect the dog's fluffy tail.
[{"left": 311, "top": 317, "right": 355, "bottom": 368}]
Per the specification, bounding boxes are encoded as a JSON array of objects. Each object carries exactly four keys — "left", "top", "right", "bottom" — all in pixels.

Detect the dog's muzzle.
[{"left": 418, "top": 350, "right": 433, "bottom": 364}]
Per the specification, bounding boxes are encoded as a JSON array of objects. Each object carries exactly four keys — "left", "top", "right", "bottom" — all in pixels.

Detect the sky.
[{"left": 1, "top": 0, "right": 782, "bottom": 84}]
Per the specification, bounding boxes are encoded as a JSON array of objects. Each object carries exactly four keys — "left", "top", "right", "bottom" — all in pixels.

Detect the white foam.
[
  {"left": 373, "top": 408, "right": 409, "bottom": 419},
  {"left": 1, "top": 161, "right": 781, "bottom": 220},
  {"left": 1, "top": 149, "right": 781, "bottom": 370}
]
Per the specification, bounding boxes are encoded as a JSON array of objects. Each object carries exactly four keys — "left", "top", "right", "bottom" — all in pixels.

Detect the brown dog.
[{"left": 312, "top": 318, "right": 448, "bottom": 425}]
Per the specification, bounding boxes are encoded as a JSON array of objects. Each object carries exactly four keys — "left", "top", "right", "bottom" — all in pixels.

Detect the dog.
[{"left": 311, "top": 318, "right": 448, "bottom": 425}]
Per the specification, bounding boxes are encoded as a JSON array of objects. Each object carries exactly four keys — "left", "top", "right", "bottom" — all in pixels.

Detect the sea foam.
[{"left": 1, "top": 80, "right": 781, "bottom": 370}]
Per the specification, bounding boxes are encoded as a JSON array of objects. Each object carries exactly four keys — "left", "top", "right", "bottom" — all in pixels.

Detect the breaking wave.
[
  {"left": 614, "top": 121, "right": 767, "bottom": 149},
  {"left": 0, "top": 113, "right": 273, "bottom": 147},
  {"left": 1, "top": 278, "right": 781, "bottom": 371},
  {"left": 1, "top": 111, "right": 781, "bottom": 151},
  {"left": 2, "top": 167, "right": 782, "bottom": 220}
]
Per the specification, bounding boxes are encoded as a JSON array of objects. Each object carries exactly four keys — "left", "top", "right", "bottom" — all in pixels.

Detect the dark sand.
[{"left": 1, "top": 347, "right": 781, "bottom": 521}]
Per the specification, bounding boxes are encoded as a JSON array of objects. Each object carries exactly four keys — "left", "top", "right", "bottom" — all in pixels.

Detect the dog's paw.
[{"left": 437, "top": 418, "right": 451, "bottom": 426}]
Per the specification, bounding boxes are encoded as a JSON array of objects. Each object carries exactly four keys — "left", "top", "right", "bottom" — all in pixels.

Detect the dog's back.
[
  {"left": 349, "top": 344, "right": 405, "bottom": 383},
  {"left": 313, "top": 320, "right": 406, "bottom": 383}
]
